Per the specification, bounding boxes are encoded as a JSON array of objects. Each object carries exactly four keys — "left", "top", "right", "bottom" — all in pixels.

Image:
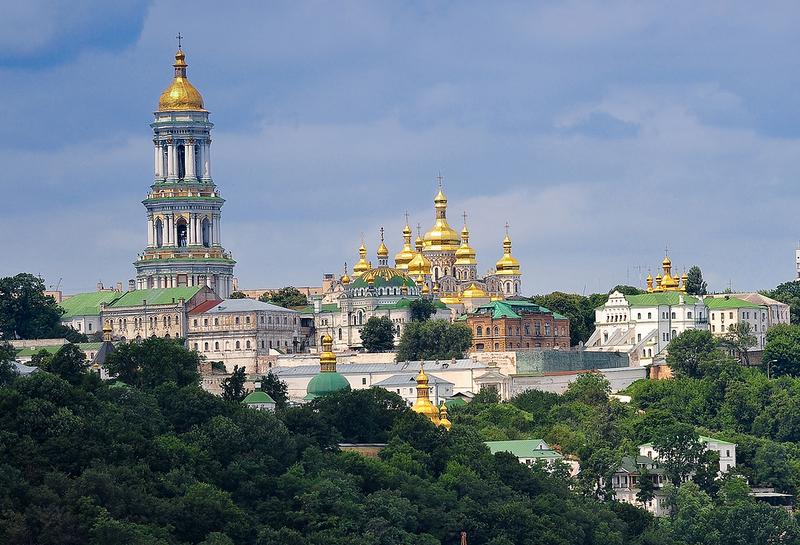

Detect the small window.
[
  {"left": 236, "top": 341, "right": 240, "bottom": 350},
  {"left": 647, "top": 312, "right": 652, "bottom": 319},
  {"left": 361, "top": 378, "right": 367, "bottom": 385},
  {"left": 246, "top": 340, "right": 251, "bottom": 349},
  {"left": 235, "top": 317, "right": 240, "bottom": 325},
  {"left": 193, "top": 319, "right": 198, "bottom": 326},
  {"left": 637, "top": 313, "right": 641, "bottom": 320},
  {"left": 246, "top": 316, "right": 250, "bottom": 324}
]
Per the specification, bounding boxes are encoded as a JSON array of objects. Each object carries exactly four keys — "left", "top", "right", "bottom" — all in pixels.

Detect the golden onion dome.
[
  {"left": 495, "top": 233, "right": 520, "bottom": 275},
  {"left": 411, "top": 364, "right": 440, "bottom": 424},
  {"left": 407, "top": 247, "right": 432, "bottom": 277},
  {"left": 438, "top": 402, "right": 452, "bottom": 430},
  {"left": 394, "top": 224, "right": 416, "bottom": 270},
  {"left": 461, "top": 283, "right": 489, "bottom": 299},
  {"left": 455, "top": 222, "right": 477, "bottom": 265},
  {"left": 319, "top": 334, "right": 337, "bottom": 371},
  {"left": 341, "top": 263, "right": 351, "bottom": 285},
  {"left": 158, "top": 50, "right": 206, "bottom": 111},
  {"left": 432, "top": 283, "right": 440, "bottom": 294},
  {"left": 423, "top": 188, "right": 461, "bottom": 251},
  {"left": 353, "top": 241, "right": 371, "bottom": 276},
  {"left": 377, "top": 240, "right": 389, "bottom": 258},
  {"left": 421, "top": 283, "right": 430, "bottom": 295}
]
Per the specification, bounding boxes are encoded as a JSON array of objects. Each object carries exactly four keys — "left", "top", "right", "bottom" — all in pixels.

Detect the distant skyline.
[{"left": 2, "top": 1, "right": 800, "bottom": 295}]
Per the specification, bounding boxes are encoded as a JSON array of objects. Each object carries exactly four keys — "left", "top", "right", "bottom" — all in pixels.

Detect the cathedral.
[
  {"left": 134, "top": 48, "right": 235, "bottom": 298},
  {"left": 311, "top": 185, "right": 524, "bottom": 350}
]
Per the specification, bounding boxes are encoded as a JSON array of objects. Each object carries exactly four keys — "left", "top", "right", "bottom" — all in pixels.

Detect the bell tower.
[{"left": 134, "top": 44, "right": 235, "bottom": 297}]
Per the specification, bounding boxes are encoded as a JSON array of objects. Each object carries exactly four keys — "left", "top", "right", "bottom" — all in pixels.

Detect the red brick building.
[{"left": 465, "top": 300, "right": 570, "bottom": 351}]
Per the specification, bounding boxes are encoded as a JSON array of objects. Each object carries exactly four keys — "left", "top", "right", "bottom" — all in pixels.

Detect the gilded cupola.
[
  {"left": 455, "top": 217, "right": 477, "bottom": 266},
  {"left": 158, "top": 49, "right": 206, "bottom": 112},
  {"left": 353, "top": 241, "right": 371, "bottom": 277},
  {"left": 407, "top": 226, "right": 432, "bottom": 277},
  {"left": 305, "top": 334, "right": 351, "bottom": 400},
  {"left": 494, "top": 226, "right": 521, "bottom": 275},
  {"left": 394, "top": 221, "right": 416, "bottom": 270},
  {"left": 648, "top": 253, "right": 686, "bottom": 292},
  {"left": 438, "top": 401, "right": 452, "bottom": 430},
  {"left": 376, "top": 227, "right": 389, "bottom": 266},
  {"left": 423, "top": 185, "right": 461, "bottom": 252},
  {"left": 411, "top": 363, "right": 440, "bottom": 424},
  {"left": 340, "top": 262, "right": 351, "bottom": 285}
]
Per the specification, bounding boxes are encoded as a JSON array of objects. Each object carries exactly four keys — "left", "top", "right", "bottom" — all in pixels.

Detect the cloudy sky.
[{"left": 2, "top": 1, "right": 800, "bottom": 296}]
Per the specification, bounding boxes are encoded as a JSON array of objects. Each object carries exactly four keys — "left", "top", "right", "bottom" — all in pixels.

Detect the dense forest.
[{"left": 3, "top": 334, "right": 800, "bottom": 544}]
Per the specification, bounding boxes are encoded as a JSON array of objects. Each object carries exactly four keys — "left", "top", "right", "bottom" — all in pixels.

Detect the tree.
[
  {"left": 666, "top": 329, "right": 718, "bottom": 378},
  {"left": 220, "top": 365, "right": 248, "bottom": 402},
  {"left": 763, "top": 324, "right": 800, "bottom": 377},
  {"left": 259, "top": 287, "right": 307, "bottom": 308},
  {"left": 409, "top": 299, "right": 436, "bottom": 322},
  {"left": 637, "top": 467, "right": 656, "bottom": 506},
  {"left": 719, "top": 322, "right": 756, "bottom": 366},
  {"left": 610, "top": 285, "right": 644, "bottom": 296},
  {"left": 395, "top": 320, "right": 472, "bottom": 361},
  {"left": 530, "top": 291, "right": 607, "bottom": 345},
  {"left": 45, "top": 343, "right": 88, "bottom": 385},
  {"left": 259, "top": 371, "right": 288, "bottom": 409},
  {"left": 361, "top": 316, "right": 396, "bottom": 352},
  {"left": 0, "top": 340, "right": 16, "bottom": 385},
  {"left": 472, "top": 388, "right": 501, "bottom": 404},
  {"left": 229, "top": 291, "right": 247, "bottom": 299},
  {"left": 650, "top": 423, "right": 705, "bottom": 485},
  {"left": 0, "top": 273, "right": 87, "bottom": 341},
  {"left": 105, "top": 337, "right": 201, "bottom": 389},
  {"left": 685, "top": 266, "right": 707, "bottom": 295},
  {"left": 562, "top": 372, "right": 611, "bottom": 405}
]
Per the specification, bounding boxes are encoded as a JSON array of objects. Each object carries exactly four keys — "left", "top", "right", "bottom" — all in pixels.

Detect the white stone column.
[
  {"left": 185, "top": 140, "right": 196, "bottom": 179},
  {"left": 167, "top": 215, "right": 174, "bottom": 246},
  {"left": 213, "top": 215, "right": 220, "bottom": 246},
  {"left": 147, "top": 217, "right": 154, "bottom": 247},
  {"left": 167, "top": 141, "right": 176, "bottom": 180},
  {"left": 202, "top": 140, "right": 211, "bottom": 180},
  {"left": 154, "top": 142, "right": 162, "bottom": 179}
]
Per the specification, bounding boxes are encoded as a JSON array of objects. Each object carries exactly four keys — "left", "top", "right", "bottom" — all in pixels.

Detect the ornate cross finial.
[
  {"left": 436, "top": 171, "right": 444, "bottom": 188},
  {"left": 664, "top": 244, "right": 669, "bottom": 256},
  {"left": 417, "top": 223, "right": 422, "bottom": 237},
  {"left": 344, "top": 261, "right": 348, "bottom": 273},
  {"left": 380, "top": 226, "right": 385, "bottom": 241},
  {"left": 505, "top": 221, "right": 510, "bottom": 235},
  {"left": 404, "top": 210, "right": 410, "bottom": 225},
  {"left": 176, "top": 32, "right": 183, "bottom": 50},
  {"left": 462, "top": 211, "right": 468, "bottom": 226}
]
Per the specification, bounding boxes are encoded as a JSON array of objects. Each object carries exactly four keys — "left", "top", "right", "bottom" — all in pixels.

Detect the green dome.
[
  {"left": 350, "top": 266, "right": 417, "bottom": 290},
  {"left": 243, "top": 391, "right": 275, "bottom": 405},
  {"left": 305, "top": 372, "right": 351, "bottom": 400}
]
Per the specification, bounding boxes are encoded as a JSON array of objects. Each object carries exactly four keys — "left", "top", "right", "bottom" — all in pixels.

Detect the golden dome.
[
  {"left": 461, "top": 283, "right": 489, "bottom": 299},
  {"left": 319, "top": 334, "right": 337, "bottom": 371},
  {"left": 411, "top": 364, "right": 440, "bottom": 424},
  {"left": 495, "top": 232, "right": 521, "bottom": 275},
  {"left": 421, "top": 283, "right": 430, "bottom": 295},
  {"left": 158, "top": 50, "right": 206, "bottom": 111},
  {"left": 341, "top": 263, "right": 351, "bottom": 285},
  {"left": 377, "top": 239, "right": 389, "bottom": 259},
  {"left": 353, "top": 241, "right": 371, "bottom": 276},
  {"left": 432, "top": 283, "right": 440, "bottom": 294},
  {"left": 407, "top": 249, "right": 432, "bottom": 277},
  {"left": 394, "top": 223, "right": 416, "bottom": 270},
  {"left": 423, "top": 188, "right": 461, "bottom": 251},
  {"left": 438, "top": 402, "right": 452, "bottom": 430},
  {"left": 455, "top": 221, "right": 477, "bottom": 266}
]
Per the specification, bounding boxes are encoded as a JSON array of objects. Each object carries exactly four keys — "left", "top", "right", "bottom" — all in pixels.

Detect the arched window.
[
  {"left": 338, "top": 328, "right": 342, "bottom": 340},
  {"left": 201, "top": 218, "right": 211, "bottom": 247},
  {"left": 245, "top": 340, "right": 251, "bottom": 349},
  {"left": 177, "top": 141, "right": 186, "bottom": 178},
  {"left": 214, "top": 318, "right": 219, "bottom": 326},
  {"left": 155, "top": 218, "right": 163, "bottom": 247},
  {"left": 476, "top": 325, "right": 483, "bottom": 336},
  {"left": 494, "top": 326, "right": 499, "bottom": 335},
  {"left": 176, "top": 219, "right": 188, "bottom": 247},
  {"left": 283, "top": 316, "right": 287, "bottom": 325},
  {"left": 204, "top": 342, "right": 209, "bottom": 351},
  {"left": 214, "top": 341, "right": 219, "bottom": 350},
  {"left": 235, "top": 317, "right": 240, "bottom": 325},
  {"left": 246, "top": 316, "right": 250, "bottom": 324}
]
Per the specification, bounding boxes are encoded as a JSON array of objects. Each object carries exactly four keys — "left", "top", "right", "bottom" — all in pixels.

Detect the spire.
[
  {"left": 411, "top": 363, "right": 440, "bottom": 424},
  {"left": 495, "top": 222, "right": 520, "bottom": 275},
  {"left": 353, "top": 237, "right": 370, "bottom": 276},
  {"left": 341, "top": 262, "right": 351, "bottom": 285},
  {"left": 377, "top": 227, "right": 389, "bottom": 266},
  {"left": 455, "top": 211, "right": 477, "bottom": 266},
  {"left": 158, "top": 43, "right": 205, "bottom": 111},
  {"left": 394, "top": 213, "right": 416, "bottom": 270},
  {"left": 423, "top": 174, "right": 460, "bottom": 251}
]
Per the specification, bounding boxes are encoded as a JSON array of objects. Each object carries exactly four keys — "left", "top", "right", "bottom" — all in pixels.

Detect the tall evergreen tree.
[{"left": 685, "top": 266, "right": 708, "bottom": 295}]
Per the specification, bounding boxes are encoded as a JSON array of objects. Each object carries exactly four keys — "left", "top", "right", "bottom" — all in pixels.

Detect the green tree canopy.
[
  {"left": 259, "top": 287, "right": 308, "bottom": 308},
  {"left": 529, "top": 291, "right": 608, "bottom": 345},
  {"left": 396, "top": 320, "right": 472, "bottom": 362},
  {"left": 0, "top": 273, "right": 87, "bottom": 342},
  {"left": 220, "top": 365, "right": 248, "bottom": 402},
  {"left": 763, "top": 324, "right": 800, "bottom": 377},
  {"left": 229, "top": 291, "right": 247, "bottom": 299},
  {"left": 685, "top": 266, "right": 708, "bottom": 295},
  {"left": 259, "top": 371, "right": 288, "bottom": 409},
  {"left": 45, "top": 343, "right": 89, "bottom": 385},
  {"left": 650, "top": 422, "right": 705, "bottom": 484},
  {"left": 361, "top": 316, "right": 396, "bottom": 352},
  {"left": 409, "top": 298, "right": 436, "bottom": 322},
  {"left": 610, "top": 285, "right": 644, "bottom": 296},
  {"left": 666, "top": 329, "right": 719, "bottom": 378},
  {"left": 105, "top": 337, "right": 201, "bottom": 389}
]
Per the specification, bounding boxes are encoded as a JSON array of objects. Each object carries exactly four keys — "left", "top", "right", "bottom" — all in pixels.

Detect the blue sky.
[{"left": 2, "top": 1, "right": 800, "bottom": 295}]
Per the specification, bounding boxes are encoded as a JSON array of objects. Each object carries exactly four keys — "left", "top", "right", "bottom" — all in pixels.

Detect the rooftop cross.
[
  {"left": 462, "top": 211, "right": 468, "bottom": 226},
  {"left": 380, "top": 226, "right": 384, "bottom": 241},
  {"left": 505, "top": 221, "right": 510, "bottom": 235},
  {"left": 176, "top": 32, "right": 183, "bottom": 50},
  {"left": 436, "top": 171, "right": 444, "bottom": 188}
]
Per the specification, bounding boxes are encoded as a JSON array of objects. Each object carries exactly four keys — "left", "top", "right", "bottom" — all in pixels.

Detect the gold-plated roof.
[
  {"left": 319, "top": 334, "right": 337, "bottom": 372},
  {"left": 158, "top": 50, "right": 205, "bottom": 111},
  {"left": 353, "top": 241, "right": 370, "bottom": 276},
  {"left": 461, "top": 283, "right": 489, "bottom": 299},
  {"left": 394, "top": 223, "right": 416, "bottom": 270},
  {"left": 411, "top": 364, "right": 440, "bottom": 424},
  {"left": 438, "top": 402, "right": 452, "bottom": 430},
  {"left": 649, "top": 254, "right": 686, "bottom": 293},
  {"left": 423, "top": 188, "right": 460, "bottom": 251},
  {"left": 455, "top": 221, "right": 477, "bottom": 265},
  {"left": 341, "top": 263, "right": 351, "bottom": 285},
  {"left": 494, "top": 233, "right": 520, "bottom": 275},
  {"left": 439, "top": 296, "right": 462, "bottom": 305}
]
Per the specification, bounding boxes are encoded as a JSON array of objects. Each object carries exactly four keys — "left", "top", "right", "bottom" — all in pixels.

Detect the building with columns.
[{"left": 134, "top": 48, "right": 235, "bottom": 298}]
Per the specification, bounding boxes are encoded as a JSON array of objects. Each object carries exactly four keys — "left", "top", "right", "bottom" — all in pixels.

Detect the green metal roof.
[
  {"left": 295, "top": 303, "right": 339, "bottom": 314},
  {"left": 305, "top": 371, "right": 351, "bottom": 400},
  {"left": 471, "top": 300, "right": 567, "bottom": 320},
  {"left": 60, "top": 291, "right": 123, "bottom": 319},
  {"left": 243, "top": 391, "right": 275, "bottom": 404},
  {"left": 110, "top": 286, "right": 203, "bottom": 307},
  {"left": 704, "top": 297, "right": 762, "bottom": 310},
  {"left": 349, "top": 267, "right": 418, "bottom": 289},
  {"left": 484, "top": 439, "right": 562, "bottom": 459},
  {"left": 624, "top": 292, "right": 699, "bottom": 307}
]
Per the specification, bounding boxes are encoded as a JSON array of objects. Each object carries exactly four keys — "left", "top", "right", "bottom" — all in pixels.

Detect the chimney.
[
  {"left": 115, "top": 282, "right": 123, "bottom": 292},
  {"left": 97, "top": 282, "right": 104, "bottom": 291},
  {"left": 128, "top": 279, "right": 136, "bottom": 291}
]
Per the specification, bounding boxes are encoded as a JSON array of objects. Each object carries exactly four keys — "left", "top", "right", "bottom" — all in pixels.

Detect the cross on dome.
[{"left": 176, "top": 32, "right": 183, "bottom": 49}]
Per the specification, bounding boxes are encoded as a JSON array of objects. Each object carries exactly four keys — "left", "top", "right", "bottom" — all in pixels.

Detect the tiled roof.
[
  {"left": 110, "top": 287, "right": 203, "bottom": 307},
  {"left": 202, "top": 298, "right": 298, "bottom": 314},
  {"left": 60, "top": 291, "right": 123, "bottom": 319},
  {"left": 624, "top": 292, "right": 699, "bottom": 307},
  {"left": 704, "top": 296, "right": 762, "bottom": 310}
]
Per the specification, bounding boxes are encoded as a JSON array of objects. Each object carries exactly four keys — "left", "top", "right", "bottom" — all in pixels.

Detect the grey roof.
[
  {"left": 373, "top": 373, "right": 454, "bottom": 387},
  {"left": 204, "top": 298, "right": 298, "bottom": 314},
  {"left": 13, "top": 362, "right": 40, "bottom": 376},
  {"left": 273, "top": 358, "right": 485, "bottom": 377}
]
